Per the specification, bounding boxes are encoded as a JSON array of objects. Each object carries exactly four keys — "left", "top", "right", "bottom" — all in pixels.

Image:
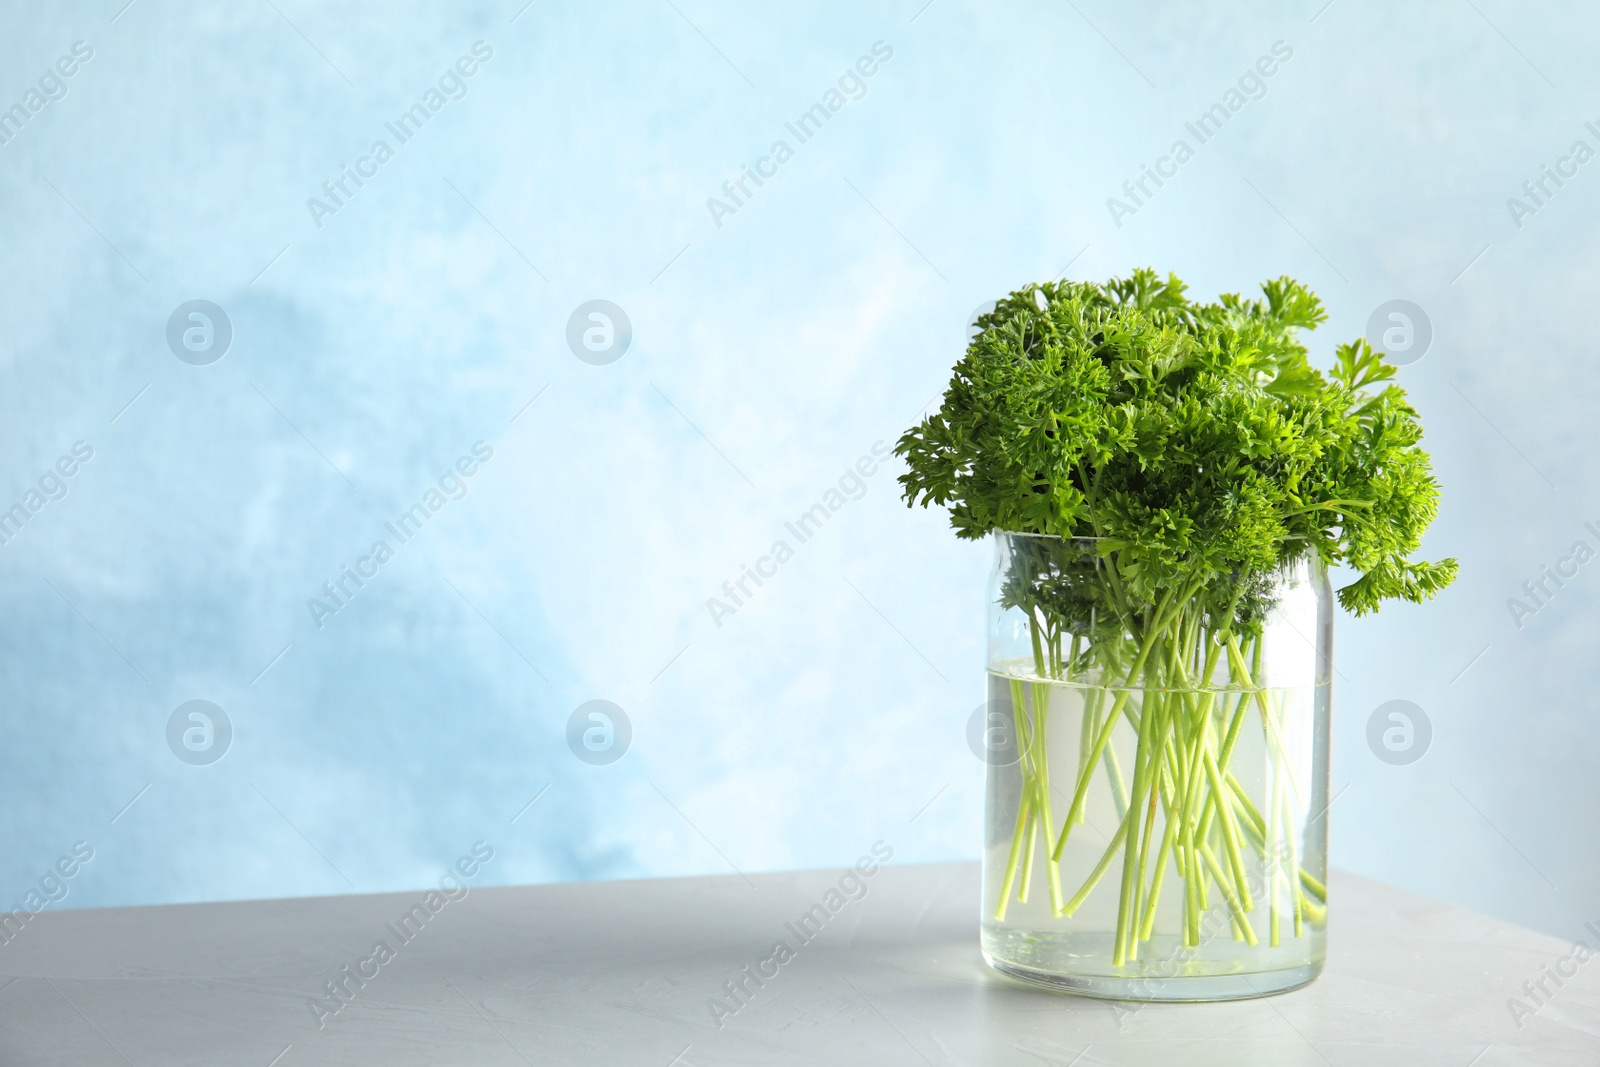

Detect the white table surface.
[{"left": 1, "top": 861, "right": 1595, "bottom": 1065}]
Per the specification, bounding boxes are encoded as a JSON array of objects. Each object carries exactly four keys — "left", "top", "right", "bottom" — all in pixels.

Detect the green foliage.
[{"left": 897, "top": 269, "right": 1456, "bottom": 625}]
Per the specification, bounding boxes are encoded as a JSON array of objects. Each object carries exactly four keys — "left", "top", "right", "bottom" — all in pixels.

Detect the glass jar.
[{"left": 979, "top": 532, "right": 1331, "bottom": 1001}]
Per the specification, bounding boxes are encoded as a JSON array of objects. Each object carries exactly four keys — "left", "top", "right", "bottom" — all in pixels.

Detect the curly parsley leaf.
[{"left": 897, "top": 270, "right": 1456, "bottom": 622}]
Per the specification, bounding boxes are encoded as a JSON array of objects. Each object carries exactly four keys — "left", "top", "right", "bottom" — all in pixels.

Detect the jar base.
[{"left": 983, "top": 951, "right": 1323, "bottom": 1002}]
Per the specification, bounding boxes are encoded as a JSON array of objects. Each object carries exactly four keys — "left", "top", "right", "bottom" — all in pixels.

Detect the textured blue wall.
[{"left": 0, "top": 0, "right": 1592, "bottom": 943}]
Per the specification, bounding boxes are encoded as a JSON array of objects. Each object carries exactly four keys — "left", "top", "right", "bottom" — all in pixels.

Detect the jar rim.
[
  {"left": 994, "top": 530, "right": 1103, "bottom": 541},
  {"left": 996, "top": 530, "right": 1313, "bottom": 544}
]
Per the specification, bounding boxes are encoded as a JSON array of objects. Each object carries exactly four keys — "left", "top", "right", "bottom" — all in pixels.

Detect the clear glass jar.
[{"left": 979, "top": 533, "right": 1331, "bottom": 1001}]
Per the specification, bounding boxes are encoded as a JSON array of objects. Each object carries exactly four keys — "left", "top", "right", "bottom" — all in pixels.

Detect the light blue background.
[{"left": 0, "top": 0, "right": 1593, "bottom": 944}]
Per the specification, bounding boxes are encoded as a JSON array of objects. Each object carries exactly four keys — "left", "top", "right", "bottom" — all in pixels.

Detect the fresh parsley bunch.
[{"left": 896, "top": 269, "right": 1456, "bottom": 632}]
